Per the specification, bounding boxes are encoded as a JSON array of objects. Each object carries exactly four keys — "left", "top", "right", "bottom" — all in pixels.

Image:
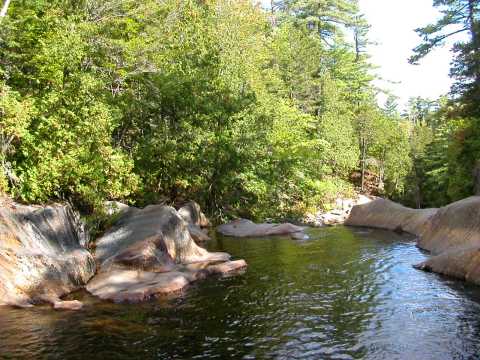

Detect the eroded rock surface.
[
  {"left": 414, "top": 247, "right": 480, "bottom": 285},
  {"left": 417, "top": 196, "right": 480, "bottom": 254},
  {"left": 0, "top": 201, "right": 95, "bottom": 308},
  {"left": 178, "top": 201, "right": 210, "bottom": 228},
  {"left": 178, "top": 201, "right": 211, "bottom": 243},
  {"left": 345, "top": 198, "right": 437, "bottom": 236},
  {"left": 346, "top": 196, "right": 480, "bottom": 286},
  {"left": 217, "top": 218, "right": 307, "bottom": 239},
  {"left": 88, "top": 260, "right": 247, "bottom": 303},
  {"left": 411, "top": 197, "right": 480, "bottom": 284},
  {"left": 88, "top": 204, "right": 246, "bottom": 303}
]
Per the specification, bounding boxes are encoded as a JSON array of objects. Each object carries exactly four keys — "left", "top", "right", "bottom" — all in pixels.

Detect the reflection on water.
[{"left": 1, "top": 227, "right": 480, "bottom": 359}]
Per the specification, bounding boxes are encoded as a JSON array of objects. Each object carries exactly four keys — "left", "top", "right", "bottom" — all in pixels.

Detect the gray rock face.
[
  {"left": 178, "top": 201, "right": 210, "bottom": 228},
  {"left": 88, "top": 204, "right": 246, "bottom": 303},
  {"left": 94, "top": 205, "right": 227, "bottom": 266},
  {"left": 0, "top": 202, "right": 95, "bottom": 307},
  {"left": 178, "top": 201, "right": 212, "bottom": 243},
  {"left": 217, "top": 218, "right": 306, "bottom": 239}
]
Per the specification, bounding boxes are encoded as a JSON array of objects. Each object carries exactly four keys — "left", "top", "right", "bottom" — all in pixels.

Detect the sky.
[
  {"left": 359, "top": 0, "right": 463, "bottom": 110},
  {"left": 260, "top": 0, "right": 466, "bottom": 110}
]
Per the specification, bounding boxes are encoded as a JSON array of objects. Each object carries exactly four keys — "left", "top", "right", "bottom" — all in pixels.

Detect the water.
[{"left": 2, "top": 226, "right": 480, "bottom": 360}]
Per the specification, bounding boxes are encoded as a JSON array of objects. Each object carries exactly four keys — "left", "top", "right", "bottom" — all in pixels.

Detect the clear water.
[{"left": 2, "top": 226, "right": 480, "bottom": 360}]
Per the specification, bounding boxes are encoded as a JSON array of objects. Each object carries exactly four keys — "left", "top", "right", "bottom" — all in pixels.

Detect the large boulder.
[
  {"left": 411, "top": 197, "right": 480, "bottom": 284},
  {"left": 345, "top": 198, "right": 437, "bottom": 236},
  {"left": 217, "top": 218, "right": 306, "bottom": 238},
  {"left": 414, "top": 247, "right": 480, "bottom": 285},
  {"left": 417, "top": 196, "right": 480, "bottom": 254},
  {"left": 346, "top": 196, "right": 480, "bottom": 286},
  {"left": 0, "top": 201, "right": 95, "bottom": 307},
  {"left": 87, "top": 204, "right": 246, "bottom": 303}
]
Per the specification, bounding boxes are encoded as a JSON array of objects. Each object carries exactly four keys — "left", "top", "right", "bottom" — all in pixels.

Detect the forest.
[{"left": 0, "top": 0, "right": 479, "bottom": 224}]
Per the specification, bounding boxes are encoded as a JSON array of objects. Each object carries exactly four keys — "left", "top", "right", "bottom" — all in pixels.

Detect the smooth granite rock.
[
  {"left": 346, "top": 196, "right": 480, "bottom": 286},
  {"left": 345, "top": 198, "right": 437, "bottom": 236},
  {"left": 0, "top": 201, "right": 95, "bottom": 307},
  {"left": 87, "top": 204, "right": 246, "bottom": 302},
  {"left": 217, "top": 218, "right": 306, "bottom": 238}
]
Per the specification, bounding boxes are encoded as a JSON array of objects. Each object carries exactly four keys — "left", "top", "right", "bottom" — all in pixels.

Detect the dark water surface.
[{"left": 2, "top": 227, "right": 480, "bottom": 360}]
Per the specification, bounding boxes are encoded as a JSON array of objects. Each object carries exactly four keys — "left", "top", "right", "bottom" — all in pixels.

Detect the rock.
[
  {"left": 0, "top": 203, "right": 95, "bottom": 308},
  {"left": 320, "top": 212, "right": 348, "bottom": 226},
  {"left": 345, "top": 198, "right": 437, "bottom": 236},
  {"left": 87, "top": 259, "right": 248, "bottom": 303},
  {"left": 417, "top": 196, "right": 480, "bottom": 254},
  {"left": 178, "top": 201, "right": 211, "bottom": 243},
  {"left": 102, "top": 234, "right": 175, "bottom": 273},
  {"left": 201, "top": 259, "right": 247, "bottom": 275},
  {"left": 188, "top": 224, "right": 211, "bottom": 243},
  {"left": 95, "top": 205, "right": 229, "bottom": 266},
  {"left": 217, "top": 218, "right": 306, "bottom": 238},
  {"left": 88, "top": 203, "right": 246, "bottom": 303},
  {"left": 87, "top": 270, "right": 192, "bottom": 302},
  {"left": 53, "top": 300, "right": 83, "bottom": 311},
  {"left": 345, "top": 196, "right": 480, "bottom": 286},
  {"left": 414, "top": 247, "right": 480, "bottom": 285},
  {"left": 304, "top": 195, "right": 375, "bottom": 227},
  {"left": 178, "top": 201, "right": 210, "bottom": 228}
]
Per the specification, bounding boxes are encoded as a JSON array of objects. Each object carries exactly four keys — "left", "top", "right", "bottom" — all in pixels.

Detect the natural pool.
[{"left": 2, "top": 226, "right": 480, "bottom": 359}]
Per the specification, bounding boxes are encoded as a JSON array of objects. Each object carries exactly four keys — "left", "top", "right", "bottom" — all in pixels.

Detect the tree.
[
  {"left": 383, "top": 94, "right": 400, "bottom": 119},
  {"left": 410, "top": 0, "right": 480, "bottom": 113},
  {"left": 275, "top": 0, "right": 360, "bottom": 44}
]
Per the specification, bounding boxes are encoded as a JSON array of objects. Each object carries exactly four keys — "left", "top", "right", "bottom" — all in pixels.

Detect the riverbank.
[
  {"left": 0, "top": 199, "right": 246, "bottom": 308},
  {"left": 346, "top": 196, "right": 480, "bottom": 285}
]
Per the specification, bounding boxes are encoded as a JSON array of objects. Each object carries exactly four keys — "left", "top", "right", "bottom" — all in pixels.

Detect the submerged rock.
[
  {"left": 0, "top": 202, "right": 95, "bottom": 308},
  {"left": 88, "top": 204, "right": 246, "bottom": 303},
  {"left": 217, "top": 218, "right": 306, "bottom": 239}
]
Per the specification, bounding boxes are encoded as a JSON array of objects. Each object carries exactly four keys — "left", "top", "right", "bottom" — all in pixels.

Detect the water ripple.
[{"left": 1, "top": 227, "right": 480, "bottom": 359}]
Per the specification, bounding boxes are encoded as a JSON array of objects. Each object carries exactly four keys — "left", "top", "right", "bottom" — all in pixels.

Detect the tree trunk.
[
  {"left": 354, "top": 28, "right": 361, "bottom": 63},
  {"left": 360, "top": 137, "right": 366, "bottom": 192},
  {"left": 468, "top": 0, "right": 477, "bottom": 41},
  {"left": 473, "top": 160, "right": 480, "bottom": 195},
  {"left": 0, "top": 0, "right": 11, "bottom": 18},
  {"left": 467, "top": 0, "right": 480, "bottom": 84}
]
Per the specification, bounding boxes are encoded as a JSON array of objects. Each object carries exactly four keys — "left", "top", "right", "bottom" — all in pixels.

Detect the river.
[{"left": 1, "top": 226, "right": 480, "bottom": 359}]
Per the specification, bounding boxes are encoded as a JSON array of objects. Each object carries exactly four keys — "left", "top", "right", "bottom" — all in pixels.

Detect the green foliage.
[{"left": 0, "top": 0, "right": 403, "bottom": 221}]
